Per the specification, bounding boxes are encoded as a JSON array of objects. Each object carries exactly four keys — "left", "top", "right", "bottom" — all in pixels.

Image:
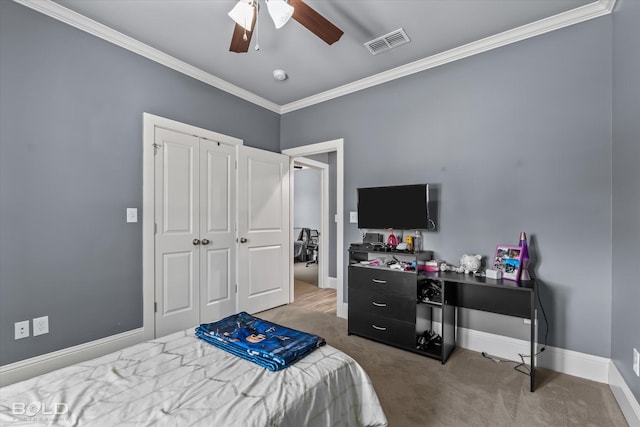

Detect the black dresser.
[{"left": 347, "top": 246, "right": 456, "bottom": 364}]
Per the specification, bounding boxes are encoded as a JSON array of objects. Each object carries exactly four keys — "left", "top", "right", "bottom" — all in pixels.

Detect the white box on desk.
[{"left": 486, "top": 269, "right": 503, "bottom": 279}]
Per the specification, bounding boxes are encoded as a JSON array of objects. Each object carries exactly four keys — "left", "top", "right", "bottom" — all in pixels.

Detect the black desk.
[{"left": 423, "top": 271, "right": 538, "bottom": 392}]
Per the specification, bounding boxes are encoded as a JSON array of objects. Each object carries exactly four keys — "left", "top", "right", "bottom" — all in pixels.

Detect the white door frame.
[
  {"left": 142, "top": 113, "right": 243, "bottom": 341},
  {"left": 292, "top": 157, "right": 329, "bottom": 289},
  {"left": 282, "top": 139, "right": 346, "bottom": 319}
]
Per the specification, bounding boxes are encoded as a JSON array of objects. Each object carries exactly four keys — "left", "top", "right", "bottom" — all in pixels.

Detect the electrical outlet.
[
  {"left": 14, "top": 321, "right": 29, "bottom": 340},
  {"left": 33, "top": 316, "right": 49, "bottom": 336},
  {"left": 349, "top": 211, "right": 357, "bottom": 223},
  {"left": 633, "top": 348, "right": 639, "bottom": 377}
]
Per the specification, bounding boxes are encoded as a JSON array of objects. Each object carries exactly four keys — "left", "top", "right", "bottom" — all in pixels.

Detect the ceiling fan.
[{"left": 228, "top": 0, "right": 343, "bottom": 53}]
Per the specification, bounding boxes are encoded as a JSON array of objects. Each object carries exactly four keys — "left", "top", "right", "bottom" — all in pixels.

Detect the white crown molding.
[
  {"left": 12, "top": 0, "right": 281, "bottom": 114},
  {"left": 280, "top": 0, "right": 617, "bottom": 113},
  {"left": 14, "top": 0, "right": 616, "bottom": 115}
]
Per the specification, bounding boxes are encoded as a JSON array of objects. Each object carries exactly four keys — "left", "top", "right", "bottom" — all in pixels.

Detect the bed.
[{"left": 0, "top": 328, "right": 387, "bottom": 426}]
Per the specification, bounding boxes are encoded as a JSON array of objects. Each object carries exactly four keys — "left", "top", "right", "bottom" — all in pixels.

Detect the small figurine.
[
  {"left": 460, "top": 254, "right": 482, "bottom": 274},
  {"left": 439, "top": 262, "right": 464, "bottom": 273}
]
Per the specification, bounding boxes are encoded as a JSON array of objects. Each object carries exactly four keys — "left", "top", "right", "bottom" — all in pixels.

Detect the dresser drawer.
[
  {"left": 348, "top": 311, "right": 415, "bottom": 348},
  {"left": 348, "top": 266, "right": 415, "bottom": 298},
  {"left": 349, "top": 287, "right": 415, "bottom": 322}
]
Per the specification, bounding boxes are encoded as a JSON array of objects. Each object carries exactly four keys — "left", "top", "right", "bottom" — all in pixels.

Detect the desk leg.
[{"left": 530, "top": 307, "right": 536, "bottom": 392}]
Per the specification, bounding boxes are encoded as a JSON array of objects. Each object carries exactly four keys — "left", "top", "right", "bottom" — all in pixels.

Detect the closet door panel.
[
  {"left": 154, "top": 128, "right": 200, "bottom": 337},
  {"left": 199, "top": 140, "right": 237, "bottom": 322}
]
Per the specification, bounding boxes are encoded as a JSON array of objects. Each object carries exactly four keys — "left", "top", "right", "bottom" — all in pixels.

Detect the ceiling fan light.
[
  {"left": 228, "top": 1, "right": 255, "bottom": 31},
  {"left": 266, "top": 0, "right": 294, "bottom": 29}
]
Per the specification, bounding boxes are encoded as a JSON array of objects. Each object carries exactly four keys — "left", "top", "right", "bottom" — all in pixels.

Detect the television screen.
[{"left": 357, "top": 184, "right": 437, "bottom": 230}]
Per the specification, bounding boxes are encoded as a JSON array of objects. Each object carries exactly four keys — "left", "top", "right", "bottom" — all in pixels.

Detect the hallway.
[{"left": 292, "top": 262, "right": 336, "bottom": 315}]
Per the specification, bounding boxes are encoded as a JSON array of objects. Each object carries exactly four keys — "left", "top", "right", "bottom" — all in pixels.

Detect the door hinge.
[
  {"left": 154, "top": 223, "right": 157, "bottom": 234},
  {"left": 153, "top": 143, "right": 161, "bottom": 154},
  {"left": 235, "top": 160, "right": 237, "bottom": 170},
  {"left": 235, "top": 284, "right": 238, "bottom": 293},
  {"left": 154, "top": 302, "right": 157, "bottom": 313}
]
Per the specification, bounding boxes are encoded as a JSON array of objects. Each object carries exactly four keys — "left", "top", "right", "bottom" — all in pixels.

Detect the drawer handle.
[
  {"left": 371, "top": 279, "right": 387, "bottom": 284},
  {"left": 372, "top": 301, "right": 387, "bottom": 307},
  {"left": 371, "top": 324, "right": 387, "bottom": 331}
]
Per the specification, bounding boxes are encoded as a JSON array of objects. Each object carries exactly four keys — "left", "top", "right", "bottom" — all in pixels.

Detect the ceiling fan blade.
[
  {"left": 289, "top": 0, "right": 343, "bottom": 45},
  {"left": 229, "top": 19, "right": 256, "bottom": 53}
]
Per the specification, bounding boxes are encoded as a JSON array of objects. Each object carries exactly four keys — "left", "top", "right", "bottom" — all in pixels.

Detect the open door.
[{"left": 237, "top": 146, "right": 290, "bottom": 313}]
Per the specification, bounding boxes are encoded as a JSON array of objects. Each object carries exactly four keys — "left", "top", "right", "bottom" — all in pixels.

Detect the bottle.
[
  {"left": 413, "top": 230, "right": 422, "bottom": 253},
  {"left": 519, "top": 232, "right": 531, "bottom": 281},
  {"left": 387, "top": 230, "right": 397, "bottom": 248},
  {"left": 405, "top": 235, "right": 413, "bottom": 252}
]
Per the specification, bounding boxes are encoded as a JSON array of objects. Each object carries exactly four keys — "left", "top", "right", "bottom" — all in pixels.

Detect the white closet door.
[
  {"left": 199, "top": 139, "right": 237, "bottom": 323},
  {"left": 237, "top": 146, "right": 290, "bottom": 314},
  {"left": 154, "top": 128, "right": 200, "bottom": 337}
]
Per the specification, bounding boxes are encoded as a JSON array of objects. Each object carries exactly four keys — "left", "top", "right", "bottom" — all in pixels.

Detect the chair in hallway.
[{"left": 306, "top": 229, "right": 319, "bottom": 267}]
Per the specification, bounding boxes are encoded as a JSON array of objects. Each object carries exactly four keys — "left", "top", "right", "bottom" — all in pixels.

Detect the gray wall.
[
  {"left": 0, "top": 1, "right": 280, "bottom": 365},
  {"left": 281, "top": 17, "right": 613, "bottom": 356},
  {"left": 294, "top": 168, "right": 321, "bottom": 229},
  {"left": 612, "top": 0, "right": 640, "bottom": 402}
]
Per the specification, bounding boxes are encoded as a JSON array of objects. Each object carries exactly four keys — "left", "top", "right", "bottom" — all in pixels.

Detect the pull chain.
[{"left": 254, "top": 1, "right": 260, "bottom": 51}]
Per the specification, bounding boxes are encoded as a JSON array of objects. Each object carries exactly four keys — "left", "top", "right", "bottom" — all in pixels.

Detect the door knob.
[
  {"left": 193, "top": 239, "right": 201, "bottom": 245},
  {"left": 201, "top": 239, "right": 210, "bottom": 245},
  {"left": 239, "top": 237, "right": 248, "bottom": 243}
]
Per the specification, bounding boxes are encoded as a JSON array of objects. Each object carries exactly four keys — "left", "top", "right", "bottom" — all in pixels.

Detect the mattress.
[{"left": 0, "top": 329, "right": 387, "bottom": 427}]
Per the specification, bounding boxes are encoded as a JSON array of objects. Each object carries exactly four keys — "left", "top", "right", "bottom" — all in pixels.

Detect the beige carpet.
[{"left": 258, "top": 305, "right": 628, "bottom": 427}]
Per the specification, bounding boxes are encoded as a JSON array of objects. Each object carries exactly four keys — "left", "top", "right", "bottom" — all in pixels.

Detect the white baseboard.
[
  {"left": 456, "top": 325, "right": 640, "bottom": 424},
  {"left": 338, "top": 302, "right": 348, "bottom": 319},
  {"left": 456, "top": 325, "right": 610, "bottom": 383},
  {"left": 326, "top": 276, "right": 337, "bottom": 289},
  {"left": 0, "top": 328, "right": 144, "bottom": 387},
  {"left": 609, "top": 361, "right": 640, "bottom": 427}
]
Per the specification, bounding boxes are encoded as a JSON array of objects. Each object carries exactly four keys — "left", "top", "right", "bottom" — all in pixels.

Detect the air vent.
[{"left": 364, "top": 28, "right": 410, "bottom": 55}]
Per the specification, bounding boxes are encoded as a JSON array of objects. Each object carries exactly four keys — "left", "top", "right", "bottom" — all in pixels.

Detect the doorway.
[
  {"left": 292, "top": 158, "right": 335, "bottom": 314},
  {"left": 293, "top": 157, "right": 327, "bottom": 289},
  {"left": 282, "top": 139, "right": 346, "bottom": 319}
]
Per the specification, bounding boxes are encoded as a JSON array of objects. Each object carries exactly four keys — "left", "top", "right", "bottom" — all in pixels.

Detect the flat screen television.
[{"left": 357, "top": 184, "right": 437, "bottom": 231}]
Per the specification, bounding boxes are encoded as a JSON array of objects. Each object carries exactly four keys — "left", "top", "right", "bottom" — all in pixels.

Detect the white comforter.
[{"left": 0, "top": 329, "right": 387, "bottom": 427}]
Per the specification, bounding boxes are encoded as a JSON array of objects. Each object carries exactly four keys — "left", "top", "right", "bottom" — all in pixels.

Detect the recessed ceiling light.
[{"left": 273, "top": 69, "right": 287, "bottom": 81}]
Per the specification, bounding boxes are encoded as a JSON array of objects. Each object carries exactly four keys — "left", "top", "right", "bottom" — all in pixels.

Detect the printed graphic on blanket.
[{"left": 195, "top": 312, "right": 326, "bottom": 371}]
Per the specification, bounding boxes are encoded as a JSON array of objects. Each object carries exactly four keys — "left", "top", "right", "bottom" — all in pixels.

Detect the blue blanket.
[{"left": 195, "top": 312, "right": 326, "bottom": 372}]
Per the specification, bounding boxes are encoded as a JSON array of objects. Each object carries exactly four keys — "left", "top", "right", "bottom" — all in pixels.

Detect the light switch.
[
  {"left": 127, "top": 208, "right": 138, "bottom": 223},
  {"left": 33, "top": 316, "right": 49, "bottom": 336},
  {"left": 349, "top": 211, "right": 358, "bottom": 224}
]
